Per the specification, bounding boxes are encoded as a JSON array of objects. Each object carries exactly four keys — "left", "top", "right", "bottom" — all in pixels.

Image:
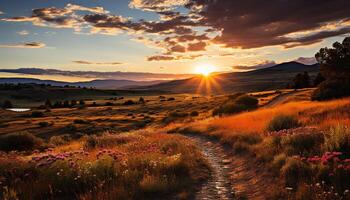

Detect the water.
[{"left": 6, "top": 108, "right": 31, "bottom": 112}]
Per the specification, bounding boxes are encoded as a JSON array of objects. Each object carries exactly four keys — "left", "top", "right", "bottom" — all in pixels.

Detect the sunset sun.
[{"left": 195, "top": 64, "right": 216, "bottom": 77}]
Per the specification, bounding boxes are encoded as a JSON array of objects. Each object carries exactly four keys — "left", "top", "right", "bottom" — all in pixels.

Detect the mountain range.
[{"left": 0, "top": 61, "right": 320, "bottom": 93}]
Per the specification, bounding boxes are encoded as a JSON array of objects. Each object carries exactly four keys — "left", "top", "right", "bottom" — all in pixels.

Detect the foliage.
[
  {"left": 0, "top": 132, "right": 42, "bottom": 152},
  {"left": 267, "top": 115, "right": 301, "bottom": 132},
  {"left": 2, "top": 100, "right": 13, "bottom": 109},
  {"left": 323, "top": 124, "right": 350, "bottom": 152},
  {"left": 292, "top": 72, "right": 310, "bottom": 89},
  {"left": 313, "top": 37, "right": 350, "bottom": 100},
  {"left": 213, "top": 94, "right": 258, "bottom": 116}
]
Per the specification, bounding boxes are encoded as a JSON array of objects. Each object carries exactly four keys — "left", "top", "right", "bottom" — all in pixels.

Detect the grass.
[
  {"left": 0, "top": 130, "right": 210, "bottom": 200},
  {"left": 210, "top": 98, "right": 350, "bottom": 134}
]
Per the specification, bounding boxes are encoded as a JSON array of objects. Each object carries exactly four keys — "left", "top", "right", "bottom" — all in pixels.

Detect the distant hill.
[
  {"left": 0, "top": 78, "right": 163, "bottom": 89},
  {"left": 138, "top": 61, "right": 320, "bottom": 94}
]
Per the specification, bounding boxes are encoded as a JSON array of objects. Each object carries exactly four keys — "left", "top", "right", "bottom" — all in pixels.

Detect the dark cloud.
[
  {"left": 73, "top": 60, "right": 123, "bottom": 65},
  {"left": 0, "top": 42, "right": 46, "bottom": 48},
  {"left": 233, "top": 60, "right": 277, "bottom": 71},
  {"left": 187, "top": 41, "right": 206, "bottom": 51},
  {"left": 186, "top": 0, "right": 350, "bottom": 48}
]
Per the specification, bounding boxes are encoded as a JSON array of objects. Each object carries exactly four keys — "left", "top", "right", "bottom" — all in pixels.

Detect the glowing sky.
[{"left": 0, "top": 0, "right": 349, "bottom": 75}]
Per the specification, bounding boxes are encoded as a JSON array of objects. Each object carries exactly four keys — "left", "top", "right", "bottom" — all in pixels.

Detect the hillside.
[
  {"left": 139, "top": 62, "right": 319, "bottom": 94},
  {"left": 0, "top": 78, "right": 163, "bottom": 89}
]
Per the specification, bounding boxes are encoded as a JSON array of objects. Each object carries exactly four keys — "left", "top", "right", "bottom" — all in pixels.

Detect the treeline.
[
  {"left": 0, "top": 83, "right": 96, "bottom": 90},
  {"left": 287, "top": 72, "right": 325, "bottom": 89},
  {"left": 43, "top": 99, "right": 85, "bottom": 108}
]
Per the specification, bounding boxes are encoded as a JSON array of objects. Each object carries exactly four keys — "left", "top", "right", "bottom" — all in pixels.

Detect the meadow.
[{"left": 1, "top": 88, "right": 350, "bottom": 199}]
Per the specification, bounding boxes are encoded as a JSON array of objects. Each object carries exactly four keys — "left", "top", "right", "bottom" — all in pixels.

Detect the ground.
[{"left": 1, "top": 88, "right": 350, "bottom": 200}]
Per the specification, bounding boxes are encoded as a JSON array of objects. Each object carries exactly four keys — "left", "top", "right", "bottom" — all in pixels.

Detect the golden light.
[{"left": 194, "top": 64, "right": 217, "bottom": 77}]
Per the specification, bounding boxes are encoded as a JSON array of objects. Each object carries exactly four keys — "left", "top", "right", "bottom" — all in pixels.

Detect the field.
[{"left": 1, "top": 88, "right": 350, "bottom": 199}]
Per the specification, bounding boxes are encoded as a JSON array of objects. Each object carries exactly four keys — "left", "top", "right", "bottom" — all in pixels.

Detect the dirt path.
[
  {"left": 262, "top": 90, "right": 300, "bottom": 108},
  {"left": 185, "top": 135, "right": 274, "bottom": 200}
]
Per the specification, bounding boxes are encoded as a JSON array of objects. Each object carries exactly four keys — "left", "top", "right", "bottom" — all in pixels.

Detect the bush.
[
  {"left": 38, "top": 121, "right": 50, "bottom": 127},
  {"left": 167, "top": 97, "right": 175, "bottom": 101},
  {"left": 123, "top": 100, "right": 135, "bottom": 105},
  {"left": 169, "top": 111, "right": 188, "bottom": 118},
  {"left": 323, "top": 124, "right": 350, "bottom": 152},
  {"left": 281, "top": 158, "right": 312, "bottom": 188},
  {"left": 74, "top": 119, "right": 90, "bottom": 124},
  {"left": 2, "top": 100, "right": 13, "bottom": 109},
  {"left": 190, "top": 111, "right": 199, "bottom": 117},
  {"left": 0, "top": 132, "right": 42, "bottom": 152},
  {"left": 213, "top": 94, "right": 258, "bottom": 116},
  {"left": 31, "top": 111, "right": 44, "bottom": 118},
  {"left": 281, "top": 133, "right": 323, "bottom": 156},
  {"left": 234, "top": 95, "right": 259, "bottom": 107},
  {"left": 267, "top": 115, "right": 301, "bottom": 132},
  {"left": 312, "top": 79, "right": 350, "bottom": 101}
]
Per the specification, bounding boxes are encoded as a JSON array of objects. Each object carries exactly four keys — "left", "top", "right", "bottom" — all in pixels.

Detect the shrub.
[
  {"left": 213, "top": 94, "right": 258, "bottom": 116},
  {"left": 323, "top": 124, "right": 350, "bottom": 152},
  {"left": 139, "top": 97, "right": 145, "bottom": 103},
  {"left": 281, "top": 158, "right": 312, "bottom": 188},
  {"left": 167, "top": 97, "right": 175, "bottom": 101},
  {"left": 74, "top": 119, "right": 90, "bottom": 124},
  {"left": 267, "top": 115, "right": 301, "bottom": 132},
  {"left": 0, "top": 132, "right": 42, "bottom": 152},
  {"left": 123, "top": 100, "right": 135, "bottom": 105},
  {"left": 312, "top": 79, "right": 350, "bottom": 101},
  {"left": 49, "top": 135, "right": 71, "bottom": 146},
  {"left": 2, "top": 100, "right": 13, "bottom": 109},
  {"left": 38, "top": 121, "right": 50, "bottom": 127},
  {"left": 234, "top": 95, "right": 259, "bottom": 107},
  {"left": 169, "top": 111, "right": 188, "bottom": 118},
  {"left": 190, "top": 111, "right": 199, "bottom": 117},
  {"left": 31, "top": 111, "right": 44, "bottom": 118},
  {"left": 281, "top": 133, "right": 323, "bottom": 156}
]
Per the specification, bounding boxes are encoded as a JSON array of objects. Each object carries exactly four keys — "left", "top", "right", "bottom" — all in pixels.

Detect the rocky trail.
[{"left": 184, "top": 134, "right": 275, "bottom": 200}]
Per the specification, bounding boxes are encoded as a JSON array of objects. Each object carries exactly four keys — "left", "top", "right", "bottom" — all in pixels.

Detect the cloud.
[
  {"left": 4, "top": 1, "right": 350, "bottom": 61},
  {"left": 294, "top": 57, "right": 317, "bottom": 65},
  {"left": 72, "top": 60, "right": 123, "bottom": 65},
  {"left": 2, "top": 4, "right": 108, "bottom": 29},
  {"left": 0, "top": 42, "right": 46, "bottom": 48},
  {"left": 129, "top": 0, "right": 189, "bottom": 12},
  {"left": 147, "top": 54, "right": 201, "bottom": 61},
  {"left": 17, "top": 30, "right": 29, "bottom": 35},
  {"left": 0, "top": 11, "right": 3, "bottom": 15},
  {"left": 187, "top": 41, "right": 206, "bottom": 51},
  {"left": 233, "top": 60, "right": 277, "bottom": 71},
  {"left": 186, "top": 0, "right": 350, "bottom": 49}
]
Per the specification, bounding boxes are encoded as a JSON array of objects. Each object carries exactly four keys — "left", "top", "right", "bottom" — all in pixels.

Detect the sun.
[{"left": 194, "top": 64, "right": 216, "bottom": 77}]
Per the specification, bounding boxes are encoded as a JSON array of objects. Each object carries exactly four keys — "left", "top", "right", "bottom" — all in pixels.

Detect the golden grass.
[{"left": 210, "top": 98, "right": 350, "bottom": 134}]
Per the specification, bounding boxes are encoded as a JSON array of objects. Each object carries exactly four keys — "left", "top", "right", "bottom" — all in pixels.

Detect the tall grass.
[{"left": 210, "top": 98, "right": 350, "bottom": 134}]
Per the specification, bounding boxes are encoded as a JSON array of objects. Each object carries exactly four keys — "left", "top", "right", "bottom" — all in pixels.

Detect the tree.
[
  {"left": 45, "top": 99, "right": 52, "bottom": 108},
  {"left": 2, "top": 100, "right": 13, "bottom": 109},
  {"left": 313, "top": 37, "right": 350, "bottom": 100},
  {"left": 316, "top": 37, "right": 350, "bottom": 80},
  {"left": 63, "top": 100, "right": 70, "bottom": 108},
  {"left": 292, "top": 72, "right": 310, "bottom": 89},
  {"left": 79, "top": 100, "right": 85, "bottom": 105},
  {"left": 313, "top": 73, "right": 325, "bottom": 86},
  {"left": 71, "top": 100, "right": 77, "bottom": 107}
]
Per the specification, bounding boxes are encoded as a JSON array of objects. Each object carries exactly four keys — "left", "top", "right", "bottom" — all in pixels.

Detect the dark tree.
[
  {"left": 316, "top": 37, "right": 350, "bottom": 80},
  {"left": 63, "top": 100, "right": 70, "bottom": 108},
  {"left": 71, "top": 100, "right": 77, "bottom": 107},
  {"left": 2, "top": 100, "right": 13, "bottom": 109},
  {"left": 313, "top": 73, "right": 326, "bottom": 86},
  {"left": 45, "top": 99, "right": 52, "bottom": 108},
  {"left": 79, "top": 100, "right": 85, "bottom": 105},
  {"left": 313, "top": 37, "right": 350, "bottom": 100},
  {"left": 292, "top": 72, "right": 310, "bottom": 89},
  {"left": 53, "top": 101, "right": 63, "bottom": 108}
]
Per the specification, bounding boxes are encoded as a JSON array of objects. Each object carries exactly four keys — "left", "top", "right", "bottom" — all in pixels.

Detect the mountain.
[
  {"left": 0, "top": 78, "right": 164, "bottom": 89},
  {"left": 138, "top": 62, "right": 320, "bottom": 94},
  {"left": 0, "top": 68, "right": 194, "bottom": 81}
]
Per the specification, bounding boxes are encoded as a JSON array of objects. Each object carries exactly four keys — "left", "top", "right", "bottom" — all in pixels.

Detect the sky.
[{"left": 0, "top": 0, "right": 349, "bottom": 77}]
